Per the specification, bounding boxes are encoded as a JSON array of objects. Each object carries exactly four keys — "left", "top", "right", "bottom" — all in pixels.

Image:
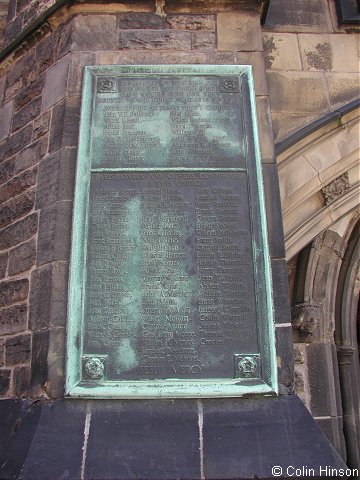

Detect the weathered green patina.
[{"left": 66, "top": 65, "right": 277, "bottom": 398}]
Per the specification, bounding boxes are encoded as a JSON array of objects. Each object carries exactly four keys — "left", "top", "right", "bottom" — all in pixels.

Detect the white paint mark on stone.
[
  {"left": 81, "top": 409, "right": 92, "bottom": 480},
  {"left": 197, "top": 399, "right": 205, "bottom": 480}
]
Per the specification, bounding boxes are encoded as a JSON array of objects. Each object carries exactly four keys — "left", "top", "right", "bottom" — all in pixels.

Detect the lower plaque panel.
[{"left": 83, "top": 171, "right": 259, "bottom": 382}]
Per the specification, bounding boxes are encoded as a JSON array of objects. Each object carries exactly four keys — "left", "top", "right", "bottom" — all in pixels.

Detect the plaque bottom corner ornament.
[
  {"left": 234, "top": 354, "right": 261, "bottom": 379},
  {"left": 82, "top": 355, "right": 107, "bottom": 380}
]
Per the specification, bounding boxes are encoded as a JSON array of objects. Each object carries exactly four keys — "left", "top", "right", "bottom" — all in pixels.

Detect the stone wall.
[
  {"left": 0, "top": 1, "right": 294, "bottom": 399},
  {"left": 263, "top": 0, "right": 360, "bottom": 142}
]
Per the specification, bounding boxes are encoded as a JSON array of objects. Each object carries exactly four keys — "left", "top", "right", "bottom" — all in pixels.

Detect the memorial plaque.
[{"left": 66, "top": 66, "right": 277, "bottom": 397}]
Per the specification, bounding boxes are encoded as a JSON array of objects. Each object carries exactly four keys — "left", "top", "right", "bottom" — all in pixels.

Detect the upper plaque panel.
[
  {"left": 92, "top": 75, "right": 246, "bottom": 169},
  {"left": 67, "top": 65, "right": 277, "bottom": 398}
]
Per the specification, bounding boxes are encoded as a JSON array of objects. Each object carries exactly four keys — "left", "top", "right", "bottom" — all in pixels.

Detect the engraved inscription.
[
  {"left": 83, "top": 172, "right": 258, "bottom": 380},
  {"left": 92, "top": 76, "right": 245, "bottom": 169}
]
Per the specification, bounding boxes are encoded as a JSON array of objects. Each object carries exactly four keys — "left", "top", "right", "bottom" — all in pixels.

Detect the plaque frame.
[{"left": 66, "top": 65, "right": 277, "bottom": 398}]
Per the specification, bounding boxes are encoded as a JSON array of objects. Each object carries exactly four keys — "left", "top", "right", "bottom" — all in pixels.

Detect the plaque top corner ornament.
[{"left": 97, "top": 77, "right": 117, "bottom": 93}]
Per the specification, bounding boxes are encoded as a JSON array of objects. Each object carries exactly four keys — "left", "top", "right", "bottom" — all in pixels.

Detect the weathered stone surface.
[
  {"left": 15, "top": 137, "right": 47, "bottom": 174},
  {"left": 0, "top": 101, "right": 13, "bottom": 143},
  {"left": 265, "top": 0, "right": 332, "bottom": 32},
  {"left": 0, "top": 190, "right": 35, "bottom": 230},
  {"left": 14, "top": 76, "right": 44, "bottom": 110},
  {"left": 5, "top": 13, "right": 23, "bottom": 44},
  {"left": 8, "top": 238, "right": 36, "bottom": 276},
  {"left": 271, "top": 111, "right": 319, "bottom": 143},
  {"left": 33, "top": 111, "right": 51, "bottom": 140},
  {"left": 49, "top": 97, "right": 80, "bottom": 153},
  {"left": 29, "top": 262, "right": 69, "bottom": 330},
  {"left": 13, "top": 365, "right": 30, "bottom": 397},
  {"left": 30, "top": 330, "right": 49, "bottom": 396},
  {"left": 0, "top": 76, "right": 6, "bottom": 106},
  {"left": 46, "top": 328, "right": 66, "bottom": 398},
  {"left": 167, "top": 15, "right": 215, "bottom": 30},
  {"left": 217, "top": 12, "right": 262, "bottom": 52},
  {"left": 11, "top": 96, "right": 41, "bottom": 133},
  {"left": 0, "top": 304, "right": 27, "bottom": 336},
  {"left": 118, "top": 12, "right": 166, "bottom": 29},
  {"left": 0, "top": 159, "right": 15, "bottom": 187},
  {"left": 237, "top": 52, "right": 268, "bottom": 96},
  {"left": 255, "top": 96, "right": 275, "bottom": 162},
  {"left": 42, "top": 55, "right": 70, "bottom": 111},
  {"left": 326, "top": 73, "right": 360, "bottom": 108},
  {"left": 192, "top": 31, "right": 215, "bottom": 49},
  {"left": 35, "top": 29, "right": 60, "bottom": 74},
  {"left": 0, "top": 279, "right": 29, "bottom": 308},
  {"left": 263, "top": 33, "right": 302, "bottom": 71},
  {"left": 65, "top": 15, "right": 118, "bottom": 52},
  {"left": 0, "top": 125, "right": 33, "bottom": 162},
  {"left": 0, "top": 369, "right": 11, "bottom": 395},
  {"left": 271, "top": 259, "right": 291, "bottom": 324},
  {"left": 275, "top": 326, "right": 294, "bottom": 393},
  {"left": 37, "top": 201, "right": 72, "bottom": 265},
  {"left": 262, "top": 164, "right": 286, "bottom": 258},
  {"left": 36, "top": 148, "right": 76, "bottom": 209},
  {"left": 0, "top": 253, "right": 7, "bottom": 279},
  {"left": 298, "top": 34, "right": 333, "bottom": 72},
  {"left": 0, "top": 213, "right": 38, "bottom": 250},
  {"left": 0, "top": 166, "right": 37, "bottom": 204},
  {"left": 66, "top": 53, "right": 95, "bottom": 96},
  {"left": 205, "top": 52, "right": 236, "bottom": 64},
  {"left": 119, "top": 30, "right": 192, "bottom": 50},
  {"left": 5, "top": 333, "right": 31, "bottom": 365},
  {"left": 0, "top": 339, "right": 4, "bottom": 366},
  {"left": 267, "top": 71, "right": 329, "bottom": 113}
]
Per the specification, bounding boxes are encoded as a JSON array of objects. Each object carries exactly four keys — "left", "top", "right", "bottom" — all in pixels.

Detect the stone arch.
[
  {"left": 277, "top": 100, "right": 359, "bottom": 261},
  {"left": 278, "top": 102, "right": 360, "bottom": 466}
]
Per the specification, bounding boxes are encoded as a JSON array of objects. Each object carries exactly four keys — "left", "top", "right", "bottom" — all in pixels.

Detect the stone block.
[
  {"left": 298, "top": 34, "right": 333, "bottom": 72},
  {"left": 316, "top": 416, "right": 346, "bottom": 459},
  {"left": 49, "top": 97, "right": 80, "bottom": 153},
  {"left": 0, "top": 213, "right": 38, "bottom": 250},
  {"left": 217, "top": 12, "right": 262, "bottom": 52},
  {"left": 275, "top": 325, "right": 294, "bottom": 392},
  {"left": 46, "top": 328, "right": 65, "bottom": 398},
  {"left": 42, "top": 55, "right": 70, "bottom": 111},
  {"left": 11, "top": 96, "right": 41, "bottom": 133},
  {"left": 271, "top": 258, "right": 291, "bottom": 324},
  {"left": 307, "top": 342, "right": 339, "bottom": 417},
  {"left": 21, "top": 51, "right": 38, "bottom": 85},
  {"left": 29, "top": 262, "right": 69, "bottom": 330},
  {"left": 0, "top": 339, "right": 4, "bottom": 366},
  {"left": 262, "top": 33, "right": 302, "bottom": 71},
  {"left": 167, "top": 14, "right": 215, "bottom": 30},
  {"left": 264, "top": 0, "right": 332, "bottom": 33},
  {"left": 36, "top": 148, "right": 76, "bottom": 209},
  {"left": 267, "top": 71, "right": 329, "bottom": 113},
  {"left": 0, "top": 253, "right": 7, "bottom": 279},
  {"left": 33, "top": 111, "right": 51, "bottom": 140},
  {"left": 14, "top": 75, "right": 44, "bottom": 110},
  {"left": 0, "top": 279, "right": 29, "bottom": 308},
  {"left": 0, "top": 304, "right": 27, "bottom": 336},
  {"left": 5, "top": 333, "right": 31, "bottom": 365},
  {"left": 85, "top": 400, "right": 200, "bottom": 479},
  {"left": 271, "top": 112, "right": 319, "bottom": 143},
  {"left": 13, "top": 365, "right": 30, "bottom": 397},
  {"left": 205, "top": 52, "right": 236, "bottom": 64},
  {"left": 0, "top": 369, "right": 11, "bottom": 395},
  {"left": 0, "top": 101, "right": 13, "bottom": 143},
  {"left": 0, "top": 75, "right": 6, "bottom": 106},
  {"left": 35, "top": 29, "right": 60, "bottom": 74},
  {"left": 0, "top": 159, "right": 15, "bottom": 186},
  {"left": 5, "top": 14, "right": 23, "bottom": 44},
  {"left": 67, "top": 15, "right": 118, "bottom": 52},
  {"left": 6, "top": 60, "right": 23, "bottom": 92},
  {"left": 0, "top": 166, "right": 37, "bottom": 204},
  {"left": 0, "top": 125, "right": 33, "bottom": 162},
  {"left": 30, "top": 329, "right": 49, "bottom": 396},
  {"left": 118, "top": 12, "right": 166, "bottom": 29},
  {"left": 66, "top": 52, "right": 95, "bottom": 96},
  {"left": 262, "top": 163, "right": 286, "bottom": 259},
  {"left": 255, "top": 96, "right": 275, "bottom": 162},
  {"left": 119, "top": 30, "right": 192, "bottom": 50},
  {"left": 8, "top": 238, "right": 36, "bottom": 276},
  {"left": 237, "top": 52, "right": 268, "bottom": 96},
  {"left": 15, "top": 137, "right": 47, "bottom": 174},
  {"left": 0, "top": 189, "right": 35, "bottom": 230},
  {"left": 192, "top": 31, "right": 215, "bottom": 49},
  {"left": 326, "top": 73, "right": 360, "bottom": 109},
  {"left": 37, "top": 201, "right": 72, "bottom": 265}
]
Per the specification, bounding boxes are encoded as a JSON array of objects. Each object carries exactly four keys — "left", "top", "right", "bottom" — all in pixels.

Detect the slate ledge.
[{"left": 0, "top": 394, "right": 348, "bottom": 480}]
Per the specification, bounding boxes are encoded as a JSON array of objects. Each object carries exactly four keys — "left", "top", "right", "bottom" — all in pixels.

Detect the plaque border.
[{"left": 66, "top": 65, "right": 278, "bottom": 398}]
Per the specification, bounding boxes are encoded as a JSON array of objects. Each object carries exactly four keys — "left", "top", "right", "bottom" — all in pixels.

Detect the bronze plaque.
[{"left": 67, "top": 66, "right": 277, "bottom": 398}]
